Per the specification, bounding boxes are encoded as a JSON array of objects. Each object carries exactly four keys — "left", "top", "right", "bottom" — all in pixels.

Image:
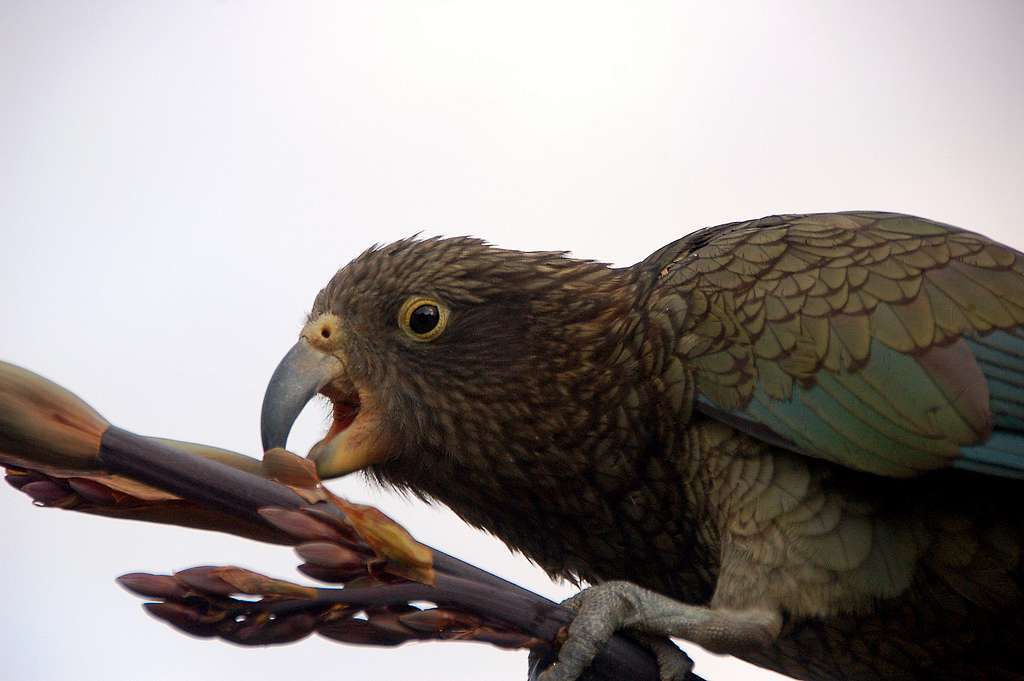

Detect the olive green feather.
[{"left": 648, "top": 212, "right": 1024, "bottom": 478}]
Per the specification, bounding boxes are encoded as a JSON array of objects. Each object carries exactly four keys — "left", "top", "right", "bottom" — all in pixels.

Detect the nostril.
[{"left": 304, "top": 313, "right": 341, "bottom": 346}]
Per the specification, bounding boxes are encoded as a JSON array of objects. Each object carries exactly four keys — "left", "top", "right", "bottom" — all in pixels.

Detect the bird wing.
[{"left": 649, "top": 211, "right": 1024, "bottom": 478}]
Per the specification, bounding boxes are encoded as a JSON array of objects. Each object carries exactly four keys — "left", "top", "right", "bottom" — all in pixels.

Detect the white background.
[{"left": 2, "top": 2, "right": 1022, "bottom": 680}]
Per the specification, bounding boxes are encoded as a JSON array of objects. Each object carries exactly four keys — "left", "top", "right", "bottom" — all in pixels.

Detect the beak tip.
[
  {"left": 259, "top": 389, "right": 291, "bottom": 453},
  {"left": 259, "top": 406, "right": 287, "bottom": 453},
  {"left": 259, "top": 339, "right": 343, "bottom": 459}
]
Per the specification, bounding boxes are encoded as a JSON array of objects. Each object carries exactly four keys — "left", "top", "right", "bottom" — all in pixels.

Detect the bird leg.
[{"left": 534, "top": 581, "right": 782, "bottom": 681}]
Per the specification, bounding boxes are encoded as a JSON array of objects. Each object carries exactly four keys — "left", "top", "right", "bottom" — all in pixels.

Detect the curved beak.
[{"left": 260, "top": 339, "right": 344, "bottom": 453}]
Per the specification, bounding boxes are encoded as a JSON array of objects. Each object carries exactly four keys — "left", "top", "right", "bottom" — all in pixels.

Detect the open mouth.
[
  {"left": 306, "top": 383, "right": 388, "bottom": 478},
  {"left": 259, "top": 332, "right": 390, "bottom": 480},
  {"left": 312, "top": 379, "right": 362, "bottom": 453},
  {"left": 322, "top": 395, "right": 361, "bottom": 445}
]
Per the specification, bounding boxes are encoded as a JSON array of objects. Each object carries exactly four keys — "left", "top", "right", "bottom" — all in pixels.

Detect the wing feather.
[{"left": 650, "top": 212, "right": 1024, "bottom": 478}]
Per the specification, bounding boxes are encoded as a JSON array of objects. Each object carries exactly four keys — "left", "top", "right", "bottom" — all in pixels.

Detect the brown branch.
[
  {"left": 103, "top": 427, "right": 686, "bottom": 680},
  {"left": 0, "top": 361, "right": 708, "bottom": 681},
  {"left": 116, "top": 566, "right": 548, "bottom": 650}
]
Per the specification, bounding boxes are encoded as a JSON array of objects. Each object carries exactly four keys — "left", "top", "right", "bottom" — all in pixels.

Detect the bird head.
[{"left": 260, "top": 237, "right": 636, "bottom": 484}]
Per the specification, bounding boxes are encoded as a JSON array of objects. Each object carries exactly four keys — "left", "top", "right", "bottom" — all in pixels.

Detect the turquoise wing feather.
[{"left": 650, "top": 212, "right": 1024, "bottom": 478}]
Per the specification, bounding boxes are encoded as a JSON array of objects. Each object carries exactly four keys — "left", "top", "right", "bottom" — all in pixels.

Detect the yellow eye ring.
[{"left": 399, "top": 297, "right": 449, "bottom": 342}]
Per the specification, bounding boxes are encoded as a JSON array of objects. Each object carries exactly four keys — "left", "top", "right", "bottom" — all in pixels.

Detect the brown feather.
[{"left": 309, "top": 212, "right": 1024, "bottom": 679}]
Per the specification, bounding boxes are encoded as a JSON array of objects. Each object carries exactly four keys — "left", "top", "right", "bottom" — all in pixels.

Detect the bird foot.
[
  {"left": 529, "top": 582, "right": 694, "bottom": 681},
  {"left": 529, "top": 581, "right": 781, "bottom": 681}
]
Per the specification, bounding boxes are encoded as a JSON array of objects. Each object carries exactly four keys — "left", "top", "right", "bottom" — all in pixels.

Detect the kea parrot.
[{"left": 260, "top": 212, "right": 1024, "bottom": 681}]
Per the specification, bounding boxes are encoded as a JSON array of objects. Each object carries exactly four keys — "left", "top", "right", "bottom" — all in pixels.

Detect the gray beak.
[{"left": 260, "top": 339, "right": 344, "bottom": 453}]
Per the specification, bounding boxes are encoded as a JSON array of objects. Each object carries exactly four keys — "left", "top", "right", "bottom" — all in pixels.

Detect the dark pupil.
[{"left": 409, "top": 304, "right": 440, "bottom": 334}]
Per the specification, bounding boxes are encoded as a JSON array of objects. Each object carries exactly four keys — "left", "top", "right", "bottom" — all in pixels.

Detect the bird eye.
[
  {"left": 410, "top": 304, "right": 439, "bottom": 333},
  {"left": 399, "top": 297, "right": 449, "bottom": 341}
]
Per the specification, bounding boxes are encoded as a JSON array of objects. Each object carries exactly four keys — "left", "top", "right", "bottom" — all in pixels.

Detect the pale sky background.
[{"left": 2, "top": 2, "right": 1023, "bottom": 680}]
